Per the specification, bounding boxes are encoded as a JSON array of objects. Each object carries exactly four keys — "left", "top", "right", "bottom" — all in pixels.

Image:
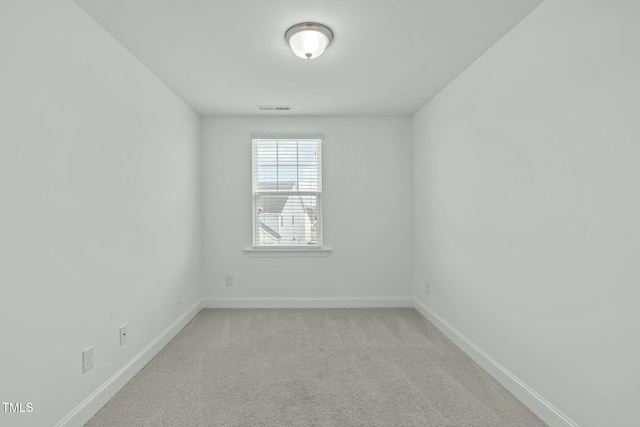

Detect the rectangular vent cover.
[{"left": 258, "top": 105, "right": 291, "bottom": 111}]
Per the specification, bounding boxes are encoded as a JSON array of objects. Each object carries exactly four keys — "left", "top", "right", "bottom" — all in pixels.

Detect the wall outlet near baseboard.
[
  {"left": 425, "top": 281, "right": 430, "bottom": 295},
  {"left": 120, "top": 324, "right": 128, "bottom": 345},
  {"left": 225, "top": 275, "right": 233, "bottom": 286},
  {"left": 82, "top": 346, "right": 94, "bottom": 373}
]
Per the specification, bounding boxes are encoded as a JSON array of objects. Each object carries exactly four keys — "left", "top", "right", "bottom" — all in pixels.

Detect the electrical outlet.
[
  {"left": 425, "top": 281, "right": 430, "bottom": 295},
  {"left": 120, "top": 324, "right": 128, "bottom": 345},
  {"left": 225, "top": 275, "right": 233, "bottom": 286},
  {"left": 82, "top": 346, "right": 94, "bottom": 373}
]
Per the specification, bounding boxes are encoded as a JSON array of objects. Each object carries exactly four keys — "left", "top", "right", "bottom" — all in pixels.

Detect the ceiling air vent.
[{"left": 257, "top": 105, "right": 291, "bottom": 111}]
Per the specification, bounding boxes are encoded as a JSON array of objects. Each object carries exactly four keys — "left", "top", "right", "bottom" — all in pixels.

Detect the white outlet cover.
[
  {"left": 120, "top": 325, "right": 128, "bottom": 345},
  {"left": 225, "top": 275, "right": 233, "bottom": 286},
  {"left": 82, "top": 346, "right": 94, "bottom": 373}
]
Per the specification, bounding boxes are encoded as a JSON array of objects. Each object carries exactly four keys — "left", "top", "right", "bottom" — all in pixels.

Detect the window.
[{"left": 252, "top": 136, "right": 322, "bottom": 248}]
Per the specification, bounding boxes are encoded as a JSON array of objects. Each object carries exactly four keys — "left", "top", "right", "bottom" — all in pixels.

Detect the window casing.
[{"left": 252, "top": 137, "right": 322, "bottom": 248}]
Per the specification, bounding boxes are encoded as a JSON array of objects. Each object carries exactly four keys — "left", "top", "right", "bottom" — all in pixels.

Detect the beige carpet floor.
[{"left": 86, "top": 308, "right": 546, "bottom": 426}]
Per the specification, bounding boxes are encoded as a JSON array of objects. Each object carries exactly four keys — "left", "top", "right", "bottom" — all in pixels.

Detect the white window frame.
[{"left": 247, "top": 133, "right": 329, "bottom": 256}]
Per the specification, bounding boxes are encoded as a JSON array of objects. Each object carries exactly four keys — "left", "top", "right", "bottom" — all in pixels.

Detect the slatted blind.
[{"left": 252, "top": 138, "right": 322, "bottom": 248}]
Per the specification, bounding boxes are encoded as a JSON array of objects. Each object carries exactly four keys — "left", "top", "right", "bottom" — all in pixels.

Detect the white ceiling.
[{"left": 75, "top": 0, "right": 543, "bottom": 116}]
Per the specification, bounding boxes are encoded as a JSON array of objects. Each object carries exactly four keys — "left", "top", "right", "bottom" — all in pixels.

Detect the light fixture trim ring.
[{"left": 285, "top": 22, "right": 334, "bottom": 46}]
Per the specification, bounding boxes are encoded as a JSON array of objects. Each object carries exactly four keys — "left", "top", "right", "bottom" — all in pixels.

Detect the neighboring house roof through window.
[
  {"left": 257, "top": 181, "right": 295, "bottom": 214},
  {"left": 258, "top": 222, "right": 281, "bottom": 240}
]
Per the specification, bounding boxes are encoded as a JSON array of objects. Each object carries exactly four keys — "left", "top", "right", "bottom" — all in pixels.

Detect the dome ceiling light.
[{"left": 285, "top": 22, "right": 333, "bottom": 59}]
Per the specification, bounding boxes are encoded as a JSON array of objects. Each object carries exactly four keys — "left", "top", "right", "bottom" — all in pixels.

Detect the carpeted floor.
[{"left": 86, "top": 308, "right": 546, "bottom": 426}]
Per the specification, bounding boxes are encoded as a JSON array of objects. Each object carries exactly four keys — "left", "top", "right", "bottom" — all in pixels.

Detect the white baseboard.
[
  {"left": 412, "top": 298, "right": 579, "bottom": 427},
  {"left": 55, "top": 299, "right": 204, "bottom": 427},
  {"left": 202, "top": 296, "right": 414, "bottom": 309}
]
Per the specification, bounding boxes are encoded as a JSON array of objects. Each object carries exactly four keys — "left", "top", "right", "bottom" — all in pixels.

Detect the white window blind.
[{"left": 252, "top": 138, "right": 322, "bottom": 248}]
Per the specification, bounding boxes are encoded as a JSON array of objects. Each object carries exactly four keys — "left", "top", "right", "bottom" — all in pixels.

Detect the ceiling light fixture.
[{"left": 285, "top": 22, "right": 333, "bottom": 60}]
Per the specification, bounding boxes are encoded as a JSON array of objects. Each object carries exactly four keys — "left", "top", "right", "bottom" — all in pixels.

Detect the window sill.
[{"left": 244, "top": 248, "right": 332, "bottom": 258}]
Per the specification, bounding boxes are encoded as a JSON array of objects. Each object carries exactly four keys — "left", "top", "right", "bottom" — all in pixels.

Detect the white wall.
[
  {"left": 0, "top": 1, "right": 202, "bottom": 426},
  {"left": 203, "top": 117, "right": 412, "bottom": 301},
  {"left": 412, "top": 0, "right": 640, "bottom": 426}
]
